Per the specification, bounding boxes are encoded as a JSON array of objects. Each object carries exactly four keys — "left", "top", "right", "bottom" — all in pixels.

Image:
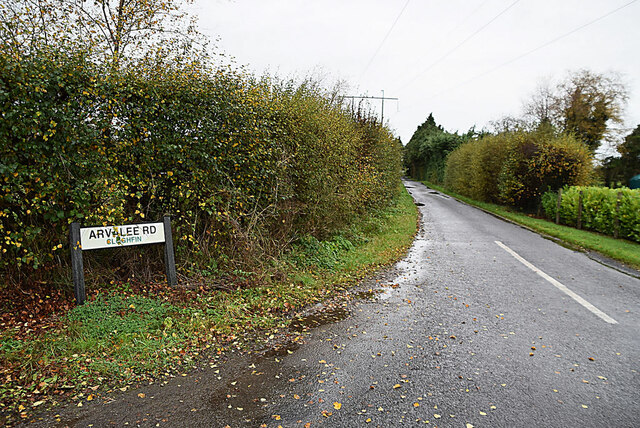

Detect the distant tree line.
[{"left": 404, "top": 69, "right": 638, "bottom": 210}]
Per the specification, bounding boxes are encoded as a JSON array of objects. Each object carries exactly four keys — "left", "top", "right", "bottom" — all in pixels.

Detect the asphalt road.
[{"left": 40, "top": 180, "right": 640, "bottom": 427}]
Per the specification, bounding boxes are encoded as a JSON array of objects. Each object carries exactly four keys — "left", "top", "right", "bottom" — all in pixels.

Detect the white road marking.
[{"left": 495, "top": 241, "right": 618, "bottom": 325}]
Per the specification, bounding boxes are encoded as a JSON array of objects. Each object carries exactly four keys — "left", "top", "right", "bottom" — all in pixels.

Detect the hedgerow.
[
  {"left": 542, "top": 187, "right": 640, "bottom": 242},
  {"left": 444, "top": 130, "right": 592, "bottom": 209},
  {"left": 0, "top": 46, "right": 402, "bottom": 289}
]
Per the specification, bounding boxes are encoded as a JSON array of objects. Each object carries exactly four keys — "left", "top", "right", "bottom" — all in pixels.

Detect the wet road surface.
[{"left": 39, "top": 180, "right": 640, "bottom": 427}]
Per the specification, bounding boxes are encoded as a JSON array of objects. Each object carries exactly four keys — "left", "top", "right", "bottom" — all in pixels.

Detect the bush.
[
  {"left": 444, "top": 130, "right": 592, "bottom": 209},
  {"left": 498, "top": 132, "right": 592, "bottom": 208},
  {"left": 542, "top": 186, "right": 640, "bottom": 242},
  {"left": 0, "top": 47, "right": 402, "bottom": 289}
]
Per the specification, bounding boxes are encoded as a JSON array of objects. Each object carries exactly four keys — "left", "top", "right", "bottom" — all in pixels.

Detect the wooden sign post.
[{"left": 70, "top": 216, "right": 177, "bottom": 304}]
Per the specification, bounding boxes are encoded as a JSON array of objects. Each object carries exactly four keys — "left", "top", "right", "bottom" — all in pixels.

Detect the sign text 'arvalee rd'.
[{"left": 70, "top": 216, "right": 177, "bottom": 304}]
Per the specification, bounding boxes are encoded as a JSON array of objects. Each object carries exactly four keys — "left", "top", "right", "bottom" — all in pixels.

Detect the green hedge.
[
  {"left": 0, "top": 47, "right": 402, "bottom": 287},
  {"left": 542, "top": 187, "right": 640, "bottom": 242},
  {"left": 444, "top": 130, "right": 592, "bottom": 209}
]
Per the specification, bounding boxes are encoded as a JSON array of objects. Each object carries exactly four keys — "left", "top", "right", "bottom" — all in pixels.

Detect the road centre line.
[{"left": 495, "top": 241, "right": 618, "bottom": 325}]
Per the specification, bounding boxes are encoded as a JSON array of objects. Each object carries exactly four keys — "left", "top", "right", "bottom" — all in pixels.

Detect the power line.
[
  {"left": 400, "top": 0, "right": 490, "bottom": 78},
  {"left": 359, "top": 0, "right": 411, "bottom": 82},
  {"left": 397, "top": 0, "right": 521, "bottom": 91},
  {"left": 426, "top": 0, "right": 639, "bottom": 100},
  {"left": 343, "top": 91, "right": 399, "bottom": 124}
]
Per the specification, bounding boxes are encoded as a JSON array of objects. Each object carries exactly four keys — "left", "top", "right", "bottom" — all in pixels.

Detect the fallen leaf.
[
  {"left": 137, "top": 393, "right": 146, "bottom": 398},
  {"left": 479, "top": 411, "right": 487, "bottom": 416},
  {"left": 393, "top": 384, "right": 402, "bottom": 389},
  {"left": 434, "top": 414, "right": 441, "bottom": 418},
  {"left": 333, "top": 402, "right": 342, "bottom": 410}
]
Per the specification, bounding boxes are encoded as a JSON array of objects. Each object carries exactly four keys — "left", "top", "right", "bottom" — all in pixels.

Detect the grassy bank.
[
  {"left": 0, "top": 187, "right": 418, "bottom": 424},
  {"left": 421, "top": 181, "right": 640, "bottom": 271}
]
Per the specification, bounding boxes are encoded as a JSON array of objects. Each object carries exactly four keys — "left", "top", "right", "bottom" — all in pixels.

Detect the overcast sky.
[{"left": 190, "top": 0, "right": 640, "bottom": 150}]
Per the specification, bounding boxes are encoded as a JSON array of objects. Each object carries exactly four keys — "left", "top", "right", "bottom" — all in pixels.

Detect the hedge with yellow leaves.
[
  {"left": 0, "top": 47, "right": 402, "bottom": 287},
  {"left": 444, "top": 130, "right": 592, "bottom": 209}
]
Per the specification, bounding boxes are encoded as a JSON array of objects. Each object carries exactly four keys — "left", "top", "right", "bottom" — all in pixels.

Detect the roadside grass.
[
  {"left": 421, "top": 181, "right": 640, "bottom": 270},
  {"left": 0, "top": 187, "right": 418, "bottom": 424}
]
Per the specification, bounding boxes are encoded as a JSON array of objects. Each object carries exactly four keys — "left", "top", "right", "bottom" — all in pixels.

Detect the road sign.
[
  {"left": 70, "top": 217, "right": 177, "bottom": 304},
  {"left": 80, "top": 222, "right": 165, "bottom": 250}
]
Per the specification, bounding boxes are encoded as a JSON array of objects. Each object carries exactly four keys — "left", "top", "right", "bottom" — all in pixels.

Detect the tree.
[
  {"left": 486, "top": 114, "right": 529, "bottom": 134},
  {"left": 522, "top": 77, "right": 556, "bottom": 127},
  {"left": 519, "top": 70, "right": 628, "bottom": 153},
  {"left": 618, "top": 124, "right": 640, "bottom": 180},
  {"left": 0, "top": 0, "right": 207, "bottom": 67},
  {"left": 556, "top": 70, "right": 628, "bottom": 152},
  {"left": 403, "top": 114, "right": 471, "bottom": 183}
]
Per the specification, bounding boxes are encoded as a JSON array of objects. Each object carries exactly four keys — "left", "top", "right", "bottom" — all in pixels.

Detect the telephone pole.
[{"left": 342, "top": 90, "right": 398, "bottom": 124}]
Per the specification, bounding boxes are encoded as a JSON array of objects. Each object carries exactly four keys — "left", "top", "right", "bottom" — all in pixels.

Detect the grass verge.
[
  {"left": 0, "top": 187, "right": 418, "bottom": 425},
  {"left": 420, "top": 181, "right": 640, "bottom": 271}
]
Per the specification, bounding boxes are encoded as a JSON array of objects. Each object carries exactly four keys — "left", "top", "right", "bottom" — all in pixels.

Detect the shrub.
[
  {"left": 498, "top": 132, "right": 592, "bottom": 208},
  {"left": 0, "top": 47, "right": 402, "bottom": 289},
  {"left": 542, "top": 186, "right": 640, "bottom": 242},
  {"left": 444, "top": 129, "right": 592, "bottom": 209}
]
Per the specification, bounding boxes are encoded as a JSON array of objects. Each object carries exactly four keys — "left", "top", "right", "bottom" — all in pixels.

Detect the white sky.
[{"left": 190, "top": 0, "right": 640, "bottom": 148}]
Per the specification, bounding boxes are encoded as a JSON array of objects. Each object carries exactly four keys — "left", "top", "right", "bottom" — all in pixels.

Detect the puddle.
[
  {"left": 290, "top": 305, "right": 349, "bottom": 333},
  {"left": 259, "top": 341, "right": 301, "bottom": 358},
  {"left": 352, "top": 289, "right": 382, "bottom": 300}
]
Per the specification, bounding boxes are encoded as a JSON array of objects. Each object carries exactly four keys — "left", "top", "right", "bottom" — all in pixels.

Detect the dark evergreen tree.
[{"left": 403, "top": 114, "right": 472, "bottom": 183}]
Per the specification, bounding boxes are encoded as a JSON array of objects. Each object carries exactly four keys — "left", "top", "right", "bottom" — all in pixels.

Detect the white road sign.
[{"left": 80, "top": 222, "right": 165, "bottom": 250}]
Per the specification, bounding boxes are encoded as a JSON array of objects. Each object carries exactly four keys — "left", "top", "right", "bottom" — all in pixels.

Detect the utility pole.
[{"left": 342, "top": 90, "right": 398, "bottom": 124}]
